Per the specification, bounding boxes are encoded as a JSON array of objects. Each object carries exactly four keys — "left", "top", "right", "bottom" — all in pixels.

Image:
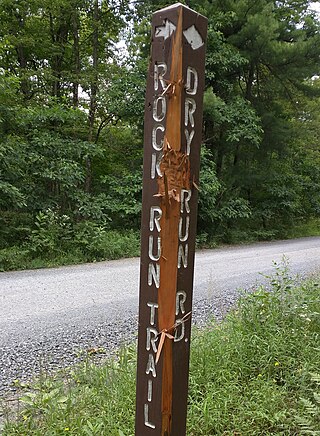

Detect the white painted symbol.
[
  {"left": 183, "top": 25, "right": 204, "bottom": 50},
  {"left": 155, "top": 19, "right": 176, "bottom": 40},
  {"left": 144, "top": 404, "right": 156, "bottom": 429}
]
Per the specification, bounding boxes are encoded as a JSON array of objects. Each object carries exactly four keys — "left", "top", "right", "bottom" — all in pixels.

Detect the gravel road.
[{"left": 1, "top": 237, "right": 320, "bottom": 396}]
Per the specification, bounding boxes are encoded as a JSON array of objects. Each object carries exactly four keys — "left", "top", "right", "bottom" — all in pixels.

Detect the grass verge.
[{"left": 1, "top": 267, "right": 320, "bottom": 435}]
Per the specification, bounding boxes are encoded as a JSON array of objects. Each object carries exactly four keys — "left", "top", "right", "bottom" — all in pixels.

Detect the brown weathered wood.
[{"left": 135, "top": 4, "right": 207, "bottom": 435}]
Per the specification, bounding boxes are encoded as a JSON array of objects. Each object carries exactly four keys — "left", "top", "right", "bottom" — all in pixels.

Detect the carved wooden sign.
[{"left": 135, "top": 4, "right": 207, "bottom": 435}]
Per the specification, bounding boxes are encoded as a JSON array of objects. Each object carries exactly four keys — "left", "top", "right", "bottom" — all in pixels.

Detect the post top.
[
  {"left": 155, "top": 2, "right": 185, "bottom": 11},
  {"left": 154, "top": 2, "right": 207, "bottom": 20}
]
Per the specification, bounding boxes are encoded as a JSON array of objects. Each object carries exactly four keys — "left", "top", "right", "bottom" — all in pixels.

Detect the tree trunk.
[
  {"left": 16, "top": 44, "right": 29, "bottom": 98},
  {"left": 233, "top": 142, "right": 240, "bottom": 167},
  {"left": 215, "top": 130, "right": 224, "bottom": 178},
  {"left": 49, "top": 12, "right": 70, "bottom": 99},
  {"left": 72, "top": 7, "right": 80, "bottom": 108},
  {"left": 245, "top": 62, "right": 255, "bottom": 101},
  {"left": 15, "top": 13, "right": 29, "bottom": 98},
  {"left": 86, "top": 0, "right": 99, "bottom": 193}
]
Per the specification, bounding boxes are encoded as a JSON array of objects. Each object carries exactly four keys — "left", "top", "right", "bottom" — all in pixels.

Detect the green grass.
[
  {"left": 187, "top": 264, "right": 320, "bottom": 435},
  {"left": 1, "top": 266, "right": 320, "bottom": 435}
]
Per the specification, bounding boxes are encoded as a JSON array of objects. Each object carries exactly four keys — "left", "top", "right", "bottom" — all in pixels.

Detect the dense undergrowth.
[
  {"left": 1, "top": 1, "right": 320, "bottom": 274},
  {"left": 0, "top": 221, "right": 141, "bottom": 272},
  {"left": 1, "top": 210, "right": 319, "bottom": 272},
  {"left": 1, "top": 265, "right": 320, "bottom": 435}
]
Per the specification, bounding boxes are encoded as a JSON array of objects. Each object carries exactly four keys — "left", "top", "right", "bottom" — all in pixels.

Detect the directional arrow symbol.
[
  {"left": 183, "top": 25, "right": 204, "bottom": 50},
  {"left": 155, "top": 19, "right": 176, "bottom": 40}
]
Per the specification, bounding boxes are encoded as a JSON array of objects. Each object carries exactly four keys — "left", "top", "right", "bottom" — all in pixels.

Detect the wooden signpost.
[{"left": 135, "top": 3, "right": 207, "bottom": 435}]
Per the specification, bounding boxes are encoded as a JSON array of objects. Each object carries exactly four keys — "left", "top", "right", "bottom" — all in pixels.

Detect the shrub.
[
  {"left": 74, "top": 222, "right": 140, "bottom": 261},
  {"left": 0, "top": 246, "right": 30, "bottom": 271},
  {"left": 28, "top": 209, "right": 72, "bottom": 256}
]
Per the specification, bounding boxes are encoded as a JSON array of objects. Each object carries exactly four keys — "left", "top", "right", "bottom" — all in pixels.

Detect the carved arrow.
[
  {"left": 156, "top": 20, "right": 204, "bottom": 51},
  {"left": 155, "top": 19, "right": 176, "bottom": 40}
]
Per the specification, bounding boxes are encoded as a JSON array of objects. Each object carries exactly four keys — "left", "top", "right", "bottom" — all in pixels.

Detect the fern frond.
[{"left": 310, "top": 373, "right": 320, "bottom": 385}]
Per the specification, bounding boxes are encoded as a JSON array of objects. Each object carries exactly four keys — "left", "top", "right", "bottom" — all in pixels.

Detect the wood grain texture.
[{"left": 135, "top": 4, "right": 207, "bottom": 435}]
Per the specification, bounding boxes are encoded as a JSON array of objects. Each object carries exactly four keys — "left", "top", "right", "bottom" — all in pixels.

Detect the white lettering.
[
  {"left": 146, "top": 327, "right": 158, "bottom": 353},
  {"left": 151, "top": 152, "right": 163, "bottom": 179},
  {"left": 176, "top": 291, "right": 187, "bottom": 316},
  {"left": 186, "top": 66, "right": 198, "bottom": 95},
  {"left": 185, "top": 129, "right": 194, "bottom": 156},
  {"left": 153, "top": 96, "right": 166, "bottom": 122},
  {"left": 147, "top": 302, "right": 158, "bottom": 326},
  {"left": 179, "top": 216, "right": 190, "bottom": 242},
  {"left": 185, "top": 98, "right": 196, "bottom": 128},
  {"left": 148, "top": 379, "right": 153, "bottom": 402},
  {"left": 148, "top": 263, "right": 160, "bottom": 288},
  {"left": 154, "top": 62, "right": 167, "bottom": 92},
  {"left": 174, "top": 319, "right": 185, "bottom": 342},
  {"left": 149, "top": 235, "right": 161, "bottom": 261},
  {"left": 146, "top": 354, "right": 157, "bottom": 378},
  {"left": 149, "top": 206, "right": 162, "bottom": 232},
  {"left": 178, "top": 244, "right": 188, "bottom": 269},
  {"left": 180, "top": 189, "right": 191, "bottom": 213},
  {"left": 152, "top": 124, "right": 165, "bottom": 151},
  {"left": 144, "top": 404, "right": 156, "bottom": 429}
]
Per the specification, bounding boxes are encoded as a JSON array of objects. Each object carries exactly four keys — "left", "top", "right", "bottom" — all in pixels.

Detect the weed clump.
[
  {"left": 188, "top": 262, "right": 320, "bottom": 434},
  {"left": 1, "top": 264, "right": 320, "bottom": 435}
]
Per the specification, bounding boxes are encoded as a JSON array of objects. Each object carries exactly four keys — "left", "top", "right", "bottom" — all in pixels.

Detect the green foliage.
[
  {"left": 0, "top": 212, "right": 32, "bottom": 248},
  {"left": 296, "top": 373, "right": 320, "bottom": 434},
  {"left": 285, "top": 218, "right": 320, "bottom": 239},
  {"left": 2, "top": 347, "right": 137, "bottom": 435},
  {"left": 201, "top": 0, "right": 320, "bottom": 239},
  {"left": 101, "top": 171, "right": 142, "bottom": 229},
  {"left": 0, "top": 211, "right": 141, "bottom": 271},
  {"left": 198, "top": 146, "right": 253, "bottom": 243},
  {"left": 2, "top": 270, "right": 320, "bottom": 434},
  {"left": 0, "top": 246, "right": 31, "bottom": 272},
  {"left": 188, "top": 265, "right": 320, "bottom": 434},
  {"left": 0, "top": 225, "right": 140, "bottom": 271},
  {"left": 0, "top": 0, "right": 320, "bottom": 268},
  {"left": 74, "top": 222, "right": 140, "bottom": 260},
  {"left": 29, "top": 209, "right": 73, "bottom": 256},
  {"left": 198, "top": 146, "right": 221, "bottom": 229}
]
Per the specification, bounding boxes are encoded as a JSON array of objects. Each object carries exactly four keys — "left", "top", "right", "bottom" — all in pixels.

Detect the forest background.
[{"left": 0, "top": 0, "right": 320, "bottom": 271}]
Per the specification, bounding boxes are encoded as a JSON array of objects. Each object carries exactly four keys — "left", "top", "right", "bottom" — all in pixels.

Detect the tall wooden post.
[{"left": 135, "top": 4, "right": 207, "bottom": 435}]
